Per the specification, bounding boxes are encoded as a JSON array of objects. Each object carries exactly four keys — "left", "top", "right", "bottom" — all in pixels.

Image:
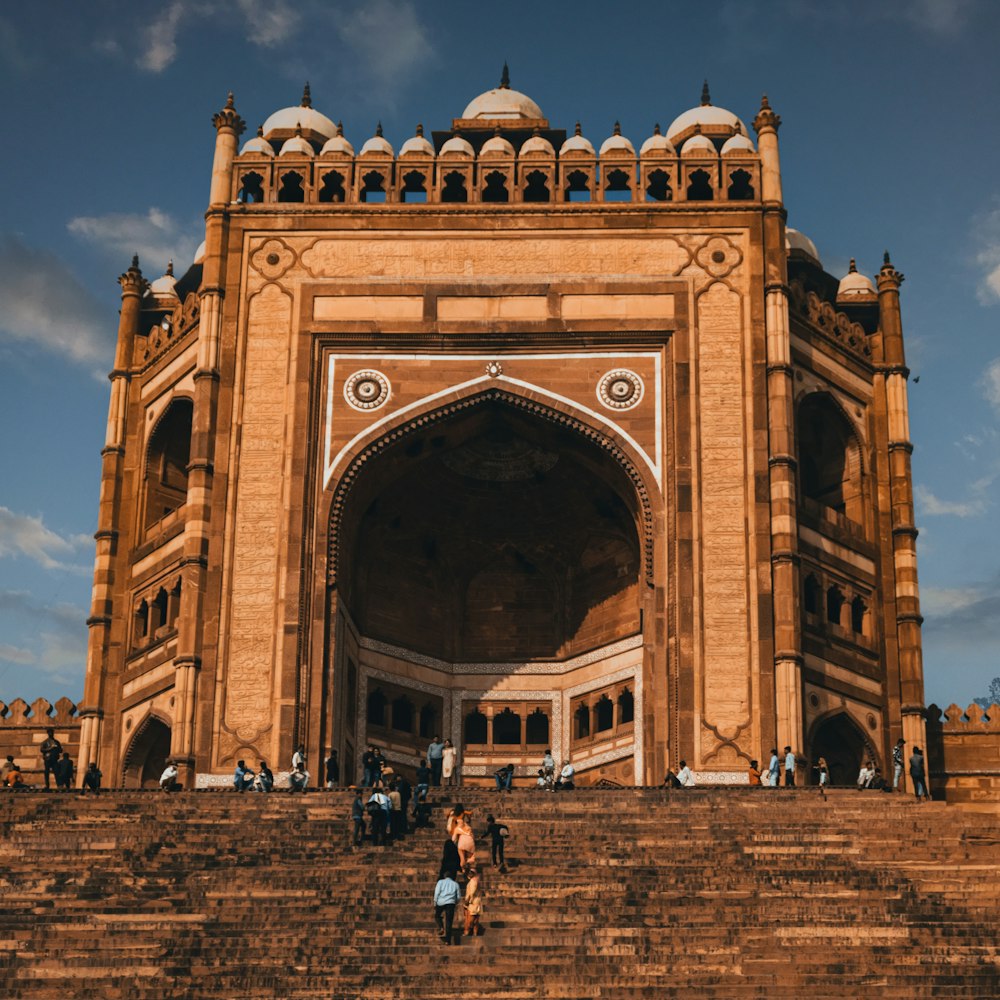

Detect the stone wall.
[
  {"left": 0, "top": 698, "right": 82, "bottom": 785},
  {"left": 926, "top": 702, "right": 1000, "bottom": 809}
]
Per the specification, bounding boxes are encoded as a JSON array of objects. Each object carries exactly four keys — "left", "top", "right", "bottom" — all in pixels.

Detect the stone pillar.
[
  {"left": 876, "top": 254, "right": 927, "bottom": 765},
  {"left": 754, "top": 96, "right": 803, "bottom": 753},
  {"left": 78, "top": 256, "right": 147, "bottom": 783},
  {"left": 171, "top": 93, "right": 244, "bottom": 787}
]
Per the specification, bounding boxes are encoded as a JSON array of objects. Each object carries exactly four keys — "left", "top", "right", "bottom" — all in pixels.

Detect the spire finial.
[
  {"left": 416, "top": 122, "right": 424, "bottom": 136},
  {"left": 295, "top": 122, "right": 302, "bottom": 136},
  {"left": 225, "top": 91, "right": 235, "bottom": 110},
  {"left": 166, "top": 259, "right": 174, "bottom": 277},
  {"left": 257, "top": 124, "right": 264, "bottom": 137},
  {"left": 760, "top": 93, "right": 771, "bottom": 110},
  {"left": 701, "top": 79, "right": 711, "bottom": 106},
  {"left": 653, "top": 122, "right": 661, "bottom": 135},
  {"left": 613, "top": 120, "right": 621, "bottom": 136},
  {"left": 848, "top": 258, "right": 857, "bottom": 273},
  {"left": 493, "top": 125, "right": 502, "bottom": 136},
  {"left": 883, "top": 250, "right": 891, "bottom": 266},
  {"left": 131, "top": 254, "right": 140, "bottom": 270},
  {"left": 500, "top": 61, "right": 510, "bottom": 89},
  {"left": 574, "top": 121, "right": 582, "bottom": 136},
  {"left": 301, "top": 82, "right": 312, "bottom": 108},
  {"left": 337, "top": 120, "right": 344, "bottom": 136},
  {"left": 376, "top": 120, "right": 383, "bottom": 137}
]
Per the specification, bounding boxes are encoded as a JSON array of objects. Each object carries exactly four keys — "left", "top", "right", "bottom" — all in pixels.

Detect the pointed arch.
[{"left": 121, "top": 712, "right": 172, "bottom": 789}]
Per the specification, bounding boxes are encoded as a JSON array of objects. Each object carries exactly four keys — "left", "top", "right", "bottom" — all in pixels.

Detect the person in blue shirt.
[
  {"left": 433, "top": 871, "right": 461, "bottom": 944},
  {"left": 427, "top": 737, "right": 445, "bottom": 787},
  {"left": 233, "top": 759, "right": 253, "bottom": 792}
]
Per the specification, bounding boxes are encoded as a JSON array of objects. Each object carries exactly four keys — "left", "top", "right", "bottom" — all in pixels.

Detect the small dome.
[
  {"left": 560, "top": 123, "right": 595, "bottom": 156},
  {"left": 262, "top": 84, "right": 336, "bottom": 143},
  {"left": 720, "top": 133, "right": 755, "bottom": 156},
  {"left": 149, "top": 261, "right": 178, "bottom": 299},
  {"left": 666, "top": 81, "right": 748, "bottom": 145},
  {"left": 786, "top": 227, "right": 822, "bottom": 265},
  {"left": 639, "top": 125, "right": 675, "bottom": 157},
  {"left": 240, "top": 126, "right": 274, "bottom": 157},
  {"left": 359, "top": 123, "right": 394, "bottom": 157},
  {"left": 838, "top": 260, "right": 876, "bottom": 296},
  {"left": 399, "top": 124, "right": 434, "bottom": 157},
  {"left": 440, "top": 133, "right": 475, "bottom": 157},
  {"left": 193, "top": 240, "right": 206, "bottom": 265},
  {"left": 480, "top": 131, "right": 515, "bottom": 157},
  {"left": 520, "top": 130, "right": 555, "bottom": 156},
  {"left": 599, "top": 122, "right": 635, "bottom": 156},
  {"left": 279, "top": 130, "right": 313, "bottom": 156},
  {"left": 462, "top": 64, "right": 544, "bottom": 121},
  {"left": 681, "top": 131, "right": 716, "bottom": 157},
  {"left": 320, "top": 123, "right": 354, "bottom": 157}
]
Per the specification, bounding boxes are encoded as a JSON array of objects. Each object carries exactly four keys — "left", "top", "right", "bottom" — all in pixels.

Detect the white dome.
[
  {"left": 838, "top": 260, "right": 875, "bottom": 296},
  {"left": 599, "top": 123, "right": 635, "bottom": 156},
  {"left": 279, "top": 133, "right": 313, "bottom": 156},
  {"left": 480, "top": 133, "right": 515, "bottom": 156},
  {"left": 440, "top": 134, "right": 475, "bottom": 157},
  {"left": 240, "top": 128, "right": 275, "bottom": 157},
  {"left": 520, "top": 132, "right": 555, "bottom": 156},
  {"left": 462, "top": 67, "right": 543, "bottom": 120},
  {"left": 149, "top": 263, "right": 178, "bottom": 299},
  {"left": 667, "top": 83, "right": 747, "bottom": 145},
  {"left": 193, "top": 240, "right": 206, "bottom": 265},
  {"left": 359, "top": 125, "right": 394, "bottom": 157},
  {"left": 560, "top": 123, "right": 595, "bottom": 156},
  {"left": 320, "top": 128, "right": 354, "bottom": 157},
  {"left": 639, "top": 126, "right": 675, "bottom": 157},
  {"left": 786, "top": 227, "right": 822, "bottom": 265},
  {"left": 399, "top": 125, "right": 434, "bottom": 157},
  {"left": 681, "top": 132, "right": 716, "bottom": 157},
  {"left": 720, "top": 133, "right": 755, "bottom": 156},
  {"left": 262, "top": 85, "right": 336, "bottom": 142}
]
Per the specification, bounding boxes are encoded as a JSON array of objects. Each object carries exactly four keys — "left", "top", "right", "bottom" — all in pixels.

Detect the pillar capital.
[
  {"left": 212, "top": 91, "right": 246, "bottom": 136},
  {"left": 118, "top": 255, "right": 147, "bottom": 297},
  {"left": 752, "top": 94, "right": 781, "bottom": 135},
  {"left": 877, "top": 250, "right": 905, "bottom": 291}
]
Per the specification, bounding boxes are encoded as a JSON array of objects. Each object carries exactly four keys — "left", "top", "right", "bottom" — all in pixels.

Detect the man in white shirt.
[
  {"left": 159, "top": 763, "right": 179, "bottom": 792},
  {"left": 768, "top": 749, "right": 780, "bottom": 788},
  {"left": 433, "top": 871, "right": 461, "bottom": 944},
  {"left": 676, "top": 760, "right": 696, "bottom": 787},
  {"left": 556, "top": 760, "right": 575, "bottom": 790}
]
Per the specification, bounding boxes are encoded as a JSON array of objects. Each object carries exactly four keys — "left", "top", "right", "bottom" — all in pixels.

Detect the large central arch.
[{"left": 324, "top": 387, "right": 664, "bottom": 786}]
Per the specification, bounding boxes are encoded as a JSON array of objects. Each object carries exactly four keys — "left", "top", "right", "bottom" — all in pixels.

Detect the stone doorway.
[
  {"left": 122, "top": 716, "right": 172, "bottom": 789},
  {"left": 330, "top": 392, "right": 655, "bottom": 783},
  {"left": 809, "top": 711, "right": 876, "bottom": 787}
]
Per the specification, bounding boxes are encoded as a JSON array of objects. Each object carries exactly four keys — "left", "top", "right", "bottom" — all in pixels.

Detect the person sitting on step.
[
  {"left": 556, "top": 760, "right": 575, "bottom": 791},
  {"left": 159, "top": 762, "right": 180, "bottom": 792},
  {"left": 80, "top": 762, "right": 101, "bottom": 795},
  {"left": 233, "top": 759, "right": 254, "bottom": 792},
  {"left": 255, "top": 760, "right": 274, "bottom": 792},
  {"left": 288, "top": 761, "right": 310, "bottom": 794},
  {"left": 676, "top": 761, "right": 695, "bottom": 787},
  {"left": 494, "top": 763, "right": 514, "bottom": 792}
]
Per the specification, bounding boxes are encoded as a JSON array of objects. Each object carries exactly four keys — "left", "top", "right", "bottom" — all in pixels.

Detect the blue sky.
[{"left": 1, "top": 1, "right": 998, "bottom": 711}]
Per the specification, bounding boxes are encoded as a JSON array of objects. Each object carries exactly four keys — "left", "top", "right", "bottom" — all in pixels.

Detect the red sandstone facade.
[{"left": 77, "top": 78, "right": 933, "bottom": 789}]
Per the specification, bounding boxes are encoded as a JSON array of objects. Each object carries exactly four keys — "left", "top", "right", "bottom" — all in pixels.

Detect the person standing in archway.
[{"left": 441, "top": 739, "right": 458, "bottom": 787}]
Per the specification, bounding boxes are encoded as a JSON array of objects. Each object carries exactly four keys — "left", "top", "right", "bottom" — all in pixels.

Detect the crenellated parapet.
[
  {"left": 789, "top": 280, "right": 873, "bottom": 363},
  {"left": 926, "top": 701, "right": 1000, "bottom": 808},
  {"left": 0, "top": 698, "right": 83, "bottom": 784}
]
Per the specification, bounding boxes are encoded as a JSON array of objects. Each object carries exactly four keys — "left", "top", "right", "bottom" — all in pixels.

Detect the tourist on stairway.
[
  {"left": 396, "top": 771, "right": 412, "bottom": 829},
  {"left": 556, "top": 760, "right": 575, "bottom": 790},
  {"left": 857, "top": 759, "right": 872, "bottom": 789},
  {"left": 388, "top": 780, "right": 404, "bottom": 839},
  {"left": 442, "top": 738, "right": 459, "bottom": 787},
  {"left": 292, "top": 743, "right": 306, "bottom": 773},
  {"left": 427, "top": 735, "right": 445, "bottom": 786},
  {"left": 351, "top": 789, "right": 366, "bottom": 846},
  {"left": 54, "top": 753, "right": 74, "bottom": 791},
  {"left": 892, "top": 738, "right": 906, "bottom": 792},
  {"left": 748, "top": 760, "right": 762, "bottom": 786},
  {"left": 80, "top": 762, "right": 101, "bottom": 795},
  {"left": 362, "top": 745, "right": 378, "bottom": 787},
  {"left": 463, "top": 867, "right": 484, "bottom": 936},
  {"left": 439, "top": 832, "right": 461, "bottom": 878},
  {"left": 815, "top": 756, "right": 829, "bottom": 800},
  {"left": 663, "top": 766, "right": 682, "bottom": 789},
  {"left": 256, "top": 760, "right": 274, "bottom": 791},
  {"left": 541, "top": 748, "right": 555, "bottom": 781},
  {"left": 494, "top": 763, "right": 514, "bottom": 792},
  {"left": 39, "top": 728, "right": 62, "bottom": 790},
  {"left": 367, "top": 786, "right": 390, "bottom": 843},
  {"left": 433, "top": 870, "right": 461, "bottom": 944},
  {"left": 3, "top": 761, "right": 25, "bottom": 790},
  {"left": 0, "top": 755, "right": 16, "bottom": 787},
  {"left": 783, "top": 747, "right": 796, "bottom": 787},
  {"left": 324, "top": 749, "right": 339, "bottom": 789},
  {"left": 371, "top": 747, "right": 386, "bottom": 786},
  {"left": 289, "top": 760, "right": 310, "bottom": 793},
  {"left": 233, "top": 759, "right": 254, "bottom": 792},
  {"left": 909, "top": 747, "right": 928, "bottom": 802},
  {"left": 767, "top": 749, "right": 780, "bottom": 787},
  {"left": 414, "top": 757, "right": 431, "bottom": 801},
  {"left": 160, "top": 762, "right": 179, "bottom": 792},
  {"left": 454, "top": 810, "right": 477, "bottom": 872},
  {"left": 485, "top": 813, "right": 510, "bottom": 873},
  {"left": 676, "top": 761, "right": 695, "bottom": 787}
]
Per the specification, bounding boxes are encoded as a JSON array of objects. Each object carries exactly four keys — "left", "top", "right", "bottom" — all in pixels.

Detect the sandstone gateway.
[{"left": 81, "top": 75, "right": 929, "bottom": 791}]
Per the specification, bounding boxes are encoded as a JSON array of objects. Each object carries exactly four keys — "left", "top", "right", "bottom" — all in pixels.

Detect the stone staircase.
[{"left": 0, "top": 788, "right": 997, "bottom": 998}]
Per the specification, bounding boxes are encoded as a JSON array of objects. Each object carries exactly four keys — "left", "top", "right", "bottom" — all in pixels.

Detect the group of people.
[{"left": 532, "top": 750, "right": 576, "bottom": 791}]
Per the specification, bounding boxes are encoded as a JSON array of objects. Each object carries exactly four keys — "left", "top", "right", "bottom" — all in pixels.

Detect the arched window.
[
  {"left": 797, "top": 395, "right": 864, "bottom": 526},
  {"left": 134, "top": 600, "right": 149, "bottom": 641},
  {"left": 464, "top": 709, "right": 487, "bottom": 745},
  {"left": 575, "top": 702, "right": 590, "bottom": 740},
  {"left": 523, "top": 169, "right": 550, "bottom": 203},
  {"left": 686, "top": 169, "right": 713, "bottom": 200},
  {"left": 419, "top": 703, "right": 436, "bottom": 739},
  {"left": 826, "top": 586, "right": 844, "bottom": 626},
  {"left": 604, "top": 168, "right": 632, "bottom": 202},
  {"left": 360, "top": 170, "right": 386, "bottom": 203},
  {"left": 482, "top": 170, "right": 509, "bottom": 203},
  {"left": 804, "top": 574, "right": 821, "bottom": 615},
  {"left": 525, "top": 708, "right": 549, "bottom": 745},
  {"left": 401, "top": 170, "right": 427, "bottom": 203},
  {"left": 493, "top": 707, "right": 521, "bottom": 745},
  {"left": 727, "top": 169, "right": 754, "bottom": 200},
  {"left": 645, "top": 169, "right": 671, "bottom": 202},
  {"left": 151, "top": 588, "right": 168, "bottom": 634},
  {"left": 441, "top": 171, "right": 468, "bottom": 203},
  {"left": 144, "top": 399, "right": 193, "bottom": 531},
  {"left": 617, "top": 688, "right": 634, "bottom": 725},
  {"left": 238, "top": 171, "right": 264, "bottom": 203},
  {"left": 277, "top": 171, "right": 305, "bottom": 203},
  {"left": 391, "top": 695, "right": 414, "bottom": 733},
  {"left": 318, "top": 170, "right": 346, "bottom": 203},
  {"left": 594, "top": 694, "right": 614, "bottom": 732},
  {"left": 851, "top": 596, "right": 868, "bottom": 635},
  {"left": 565, "top": 169, "right": 591, "bottom": 202},
  {"left": 366, "top": 687, "right": 387, "bottom": 727}
]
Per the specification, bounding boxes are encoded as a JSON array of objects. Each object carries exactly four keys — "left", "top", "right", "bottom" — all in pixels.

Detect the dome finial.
[
  {"left": 225, "top": 91, "right": 235, "bottom": 110},
  {"left": 849, "top": 258, "right": 857, "bottom": 273},
  {"left": 701, "top": 79, "right": 711, "bottom": 106},
  {"left": 500, "top": 61, "right": 510, "bottom": 89},
  {"left": 653, "top": 122, "right": 661, "bottom": 135},
  {"left": 613, "top": 120, "right": 621, "bottom": 136},
  {"left": 416, "top": 122, "right": 424, "bottom": 136},
  {"left": 883, "top": 250, "right": 892, "bottom": 266},
  {"left": 760, "top": 93, "right": 771, "bottom": 111},
  {"left": 337, "top": 120, "right": 344, "bottom": 136},
  {"left": 295, "top": 122, "right": 302, "bottom": 136},
  {"left": 575, "top": 121, "right": 582, "bottom": 136},
  {"left": 131, "top": 253, "right": 140, "bottom": 270},
  {"left": 376, "top": 120, "right": 383, "bottom": 137},
  {"left": 301, "top": 82, "right": 312, "bottom": 108},
  {"left": 166, "top": 259, "right": 174, "bottom": 277},
  {"left": 256, "top": 124, "right": 264, "bottom": 137}
]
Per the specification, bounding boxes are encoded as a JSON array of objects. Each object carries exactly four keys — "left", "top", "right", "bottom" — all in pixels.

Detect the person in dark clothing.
[
  {"left": 256, "top": 760, "right": 274, "bottom": 792},
  {"left": 415, "top": 759, "right": 431, "bottom": 802},
  {"left": 427, "top": 737, "right": 445, "bottom": 787},
  {"left": 413, "top": 797, "right": 433, "bottom": 828},
  {"left": 362, "top": 745, "right": 377, "bottom": 787},
  {"left": 40, "top": 728, "right": 62, "bottom": 790},
  {"left": 371, "top": 748, "right": 385, "bottom": 788},
  {"left": 485, "top": 813, "right": 510, "bottom": 872},
  {"left": 439, "top": 836, "right": 461, "bottom": 880},
  {"left": 395, "top": 774, "right": 412, "bottom": 832},
  {"left": 81, "top": 762, "right": 102, "bottom": 795},
  {"left": 909, "top": 747, "right": 928, "bottom": 801},
  {"left": 325, "top": 749, "right": 339, "bottom": 789},
  {"left": 54, "top": 753, "right": 74, "bottom": 791},
  {"left": 351, "top": 790, "right": 366, "bottom": 846}
]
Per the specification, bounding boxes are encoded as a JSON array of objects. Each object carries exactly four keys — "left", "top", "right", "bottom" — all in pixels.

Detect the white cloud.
[
  {"left": 68, "top": 207, "right": 200, "bottom": 277},
  {"left": 922, "top": 575, "right": 1000, "bottom": 641},
  {"left": 0, "top": 508, "right": 91, "bottom": 573},
  {"left": 235, "top": 0, "right": 300, "bottom": 46},
  {"left": 139, "top": 0, "right": 188, "bottom": 72},
  {"left": 0, "top": 234, "right": 114, "bottom": 365},
  {"left": 973, "top": 200, "right": 1000, "bottom": 304},
  {"left": 915, "top": 485, "right": 988, "bottom": 519},
  {"left": 338, "top": 0, "right": 431, "bottom": 97},
  {"left": 900, "top": 0, "right": 977, "bottom": 35},
  {"left": 0, "top": 643, "right": 35, "bottom": 665},
  {"left": 0, "top": 590, "right": 88, "bottom": 692},
  {"left": 981, "top": 358, "right": 1000, "bottom": 412}
]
